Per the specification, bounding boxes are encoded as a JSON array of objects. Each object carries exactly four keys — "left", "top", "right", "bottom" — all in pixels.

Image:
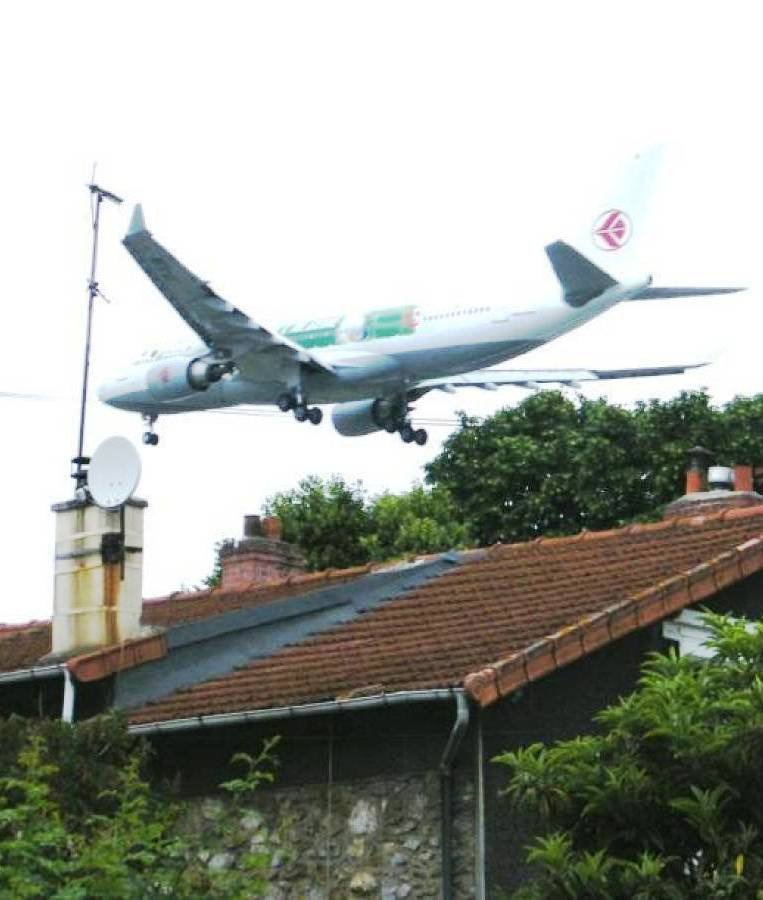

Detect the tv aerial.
[
  {"left": 71, "top": 170, "right": 123, "bottom": 491},
  {"left": 86, "top": 436, "right": 142, "bottom": 510}
]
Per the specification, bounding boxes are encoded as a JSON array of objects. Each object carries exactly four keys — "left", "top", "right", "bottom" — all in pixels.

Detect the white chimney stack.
[{"left": 51, "top": 496, "right": 146, "bottom": 657}]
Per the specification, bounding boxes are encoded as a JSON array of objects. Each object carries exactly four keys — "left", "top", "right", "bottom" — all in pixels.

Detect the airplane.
[{"left": 99, "top": 149, "right": 742, "bottom": 447}]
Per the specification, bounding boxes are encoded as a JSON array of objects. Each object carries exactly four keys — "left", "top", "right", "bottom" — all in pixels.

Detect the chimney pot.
[
  {"left": 734, "top": 464, "right": 754, "bottom": 493},
  {"left": 708, "top": 466, "right": 734, "bottom": 491},
  {"left": 685, "top": 445, "right": 714, "bottom": 494},
  {"left": 243, "top": 515, "right": 262, "bottom": 538},
  {"left": 262, "top": 516, "right": 283, "bottom": 541}
]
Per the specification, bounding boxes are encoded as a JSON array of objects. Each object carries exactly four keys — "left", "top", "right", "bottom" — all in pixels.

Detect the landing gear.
[
  {"left": 293, "top": 404, "right": 322, "bottom": 425},
  {"left": 277, "top": 390, "right": 322, "bottom": 426},
  {"left": 277, "top": 392, "right": 295, "bottom": 412},
  {"left": 141, "top": 414, "right": 159, "bottom": 446},
  {"left": 399, "top": 423, "right": 428, "bottom": 446},
  {"left": 372, "top": 397, "right": 428, "bottom": 447}
]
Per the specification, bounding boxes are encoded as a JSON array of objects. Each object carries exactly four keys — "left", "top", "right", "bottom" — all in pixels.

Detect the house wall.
[
  {"left": 480, "top": 624, "right": 668, "bottom": 895},
  {"left": 479, "top": 568, "right": 763, "bottom": 895},
  {"left": 147, "top": 702, "right": 477, "bottom": 899}
]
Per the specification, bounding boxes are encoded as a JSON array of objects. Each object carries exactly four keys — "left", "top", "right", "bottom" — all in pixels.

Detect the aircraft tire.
[
  {"left": 277, "top": 393, "right": 294, "bottom": 412},
  {"left": 308, "top": 407, "right": 323, "bottom": 425},
  {"left": 414, "top": 428, "right": 428, "bottom": 446},
  {"left": 294, "top": 406, "right": 308, "bottom": 423},
  {"left": 400, "top": 424, "right": 415, "bottom": 443}
]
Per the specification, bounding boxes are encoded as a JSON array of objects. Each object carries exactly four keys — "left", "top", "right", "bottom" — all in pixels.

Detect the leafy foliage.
[
  {"left": 263, "top": 474, "right": 371, "bottom": 570},
  {"left": 261, "top": 475, "right": 470, "bottom": 571},
  {"left": 426, "top": 390, "right": 763, "bottom": 546},
  {"left": 0, "top": 714, "right": 276, "bottom": 898},
  {"left": 202, "top": 538, "right": 236, "bottom": 589},
  {"left": 495, "top": 614, "right": 763, "bottom": 897}
]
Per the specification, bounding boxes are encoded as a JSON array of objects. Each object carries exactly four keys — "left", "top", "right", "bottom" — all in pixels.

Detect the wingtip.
[{"left": 126, "top": 203, "right": 146, "bottom": 237}]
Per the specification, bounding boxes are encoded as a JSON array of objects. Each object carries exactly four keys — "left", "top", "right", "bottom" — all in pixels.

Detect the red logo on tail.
[{"left": 592, "top": 209, "right": 631, "bottom": 251}]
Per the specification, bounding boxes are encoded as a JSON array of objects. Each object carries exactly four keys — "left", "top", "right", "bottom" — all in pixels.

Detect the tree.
[
  {"left": 494, "top": 614, "right": 763, "bottom": 897},
  {"left": 426, "top": 390, "right": 763, "bottom": 546},
  {"left": 263, "top": 475, "right": 371, "bottom": 571},
  {"left": 363, "top": 484, "right": 470, "bottom": 561},
  {"left": 0, "top": 714, "right": 276, "bottom": 898},
  {"left": 260, "top": 476, "right": 472, "bottom": 572}
]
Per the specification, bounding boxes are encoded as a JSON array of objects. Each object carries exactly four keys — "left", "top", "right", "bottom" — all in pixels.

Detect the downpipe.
[{"left": 440, "top": 690, "right": 470, "bottom": 900}]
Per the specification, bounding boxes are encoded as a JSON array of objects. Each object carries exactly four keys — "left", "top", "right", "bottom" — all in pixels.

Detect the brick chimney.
[
  {"left": 663, "top": 447, "right": 763, "bottom": 518},
  {"left": 220, "top": 515, "right": 307, "bottom": 591}
]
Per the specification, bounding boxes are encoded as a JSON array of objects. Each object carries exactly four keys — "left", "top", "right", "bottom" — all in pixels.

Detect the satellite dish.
[{"left": 87, "top": 436, "right": 141, "bottom": 509}]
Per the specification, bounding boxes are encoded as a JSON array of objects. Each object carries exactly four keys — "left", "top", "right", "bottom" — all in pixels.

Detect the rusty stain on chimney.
[{"left": 50, "top": 497, "right": 147, "bottom": 659}]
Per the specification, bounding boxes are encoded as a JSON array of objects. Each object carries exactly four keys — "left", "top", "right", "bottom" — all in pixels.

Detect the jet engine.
[
  {"left": 146, "top": 357, "right": 229, "bottom": 401},
  {"left": 331, "top": 399, "right": 400, "bottom": 437}
]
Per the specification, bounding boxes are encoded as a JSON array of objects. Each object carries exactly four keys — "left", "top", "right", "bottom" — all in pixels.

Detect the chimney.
[
  {"left": 664, "top": 447, "right": 763, "bottom": 519},
  {"left": 50, "top": 496, "right": 147, "bottom": 658},
  {"left": 685, "top": 446, "right": 713, "bottom": 494},
  {"left": 220, "top": 515, "right": 307, "bottom": 591}
]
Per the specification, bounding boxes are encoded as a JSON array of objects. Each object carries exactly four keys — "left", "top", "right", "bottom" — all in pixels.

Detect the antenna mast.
[{"left": 72, "top": 178, "right": 123, "bottom": 490}]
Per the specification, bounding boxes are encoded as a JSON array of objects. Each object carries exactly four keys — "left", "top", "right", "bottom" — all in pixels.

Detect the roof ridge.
[{"left": 464, "top": 529, "right": 763, "bottom": 708}]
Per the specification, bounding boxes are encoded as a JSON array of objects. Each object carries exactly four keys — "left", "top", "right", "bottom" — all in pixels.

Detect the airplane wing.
[
  {"left": 414, "top": 363, "right": 706, "bottom": 393},
  {"left": 122, "top": 206, "right": 334, "bottom": 376}
]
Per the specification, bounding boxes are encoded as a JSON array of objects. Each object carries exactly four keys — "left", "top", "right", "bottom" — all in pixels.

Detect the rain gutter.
[
  {"left": 128, "top": 688, "right": 461, "bottom": 734},
  {"left": 0, "top": 663, "right": 74, "bottom": 723},
  {"left": 0, "top": 664, "right": 64, "bottom": 684}
]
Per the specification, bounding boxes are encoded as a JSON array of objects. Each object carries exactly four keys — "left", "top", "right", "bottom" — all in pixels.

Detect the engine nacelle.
[
  {"left": 331, "top": 399, "right": 399, "bottom": 437},
  {"left": 146, "top": 357, "right": 218, "bottom": 401}
]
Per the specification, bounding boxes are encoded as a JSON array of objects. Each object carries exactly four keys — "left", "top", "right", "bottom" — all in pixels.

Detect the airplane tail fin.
[
  {"left": 547, "top": 147, "right": 745, "bottom": 305},
  {"left": 548, "top": 147, "right": 663, "bottom": 303}
]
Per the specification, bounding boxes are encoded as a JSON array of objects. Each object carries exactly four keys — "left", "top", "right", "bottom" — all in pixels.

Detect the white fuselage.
[{"left": 99, "top": 287, "right": 628, "bottom": 415}]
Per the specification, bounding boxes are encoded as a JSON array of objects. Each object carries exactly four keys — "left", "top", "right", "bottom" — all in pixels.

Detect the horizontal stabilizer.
[
  {"left": 545, "top": 240, "right": 617, "bottom": 307},
  {"left": 628, "top": 286, "right": 745, "bottom": 300}
]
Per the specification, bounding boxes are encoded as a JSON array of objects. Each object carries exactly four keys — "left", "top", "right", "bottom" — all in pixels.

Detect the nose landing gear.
[{"left": 142, "top": 414, "right": 159, "bottom": 446}]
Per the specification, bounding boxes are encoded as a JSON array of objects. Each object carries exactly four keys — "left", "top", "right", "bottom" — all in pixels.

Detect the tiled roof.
[
  {"left": 141, "top": 566, "right": 375, "bottom": 628},
  {"left": 128, "top": 505, "right": 763, "bottom": 725},
  {"left": 0, "top": 568, "right": 374, "bottom": 676},
  {"left": 0, "top": 622, "right": 51, "bottom": 671}
]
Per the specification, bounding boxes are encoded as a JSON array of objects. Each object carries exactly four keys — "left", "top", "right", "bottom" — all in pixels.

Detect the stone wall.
[{"left": 183, "top": 769, "right": 476, "bottom": 899}]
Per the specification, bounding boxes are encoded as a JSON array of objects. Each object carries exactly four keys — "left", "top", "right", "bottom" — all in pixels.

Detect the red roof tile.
[
  {"left": 129, "top": 505, "right": 763, "bottom": 725},
  {"left": 0, "top": 622, "right": 51, "bottom": 671},
  {"left": 141, "top": 567, "right": 373, "bottom": 628}
]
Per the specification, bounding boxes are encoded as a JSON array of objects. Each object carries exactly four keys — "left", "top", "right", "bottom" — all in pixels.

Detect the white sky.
[{"left": 0, "top": 1, "right": 760, "bottom": 623}]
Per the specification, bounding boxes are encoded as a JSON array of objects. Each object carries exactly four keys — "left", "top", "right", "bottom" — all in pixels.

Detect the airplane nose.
[{"left": 98, "top": 379, "right": 122, "bottom": 406}]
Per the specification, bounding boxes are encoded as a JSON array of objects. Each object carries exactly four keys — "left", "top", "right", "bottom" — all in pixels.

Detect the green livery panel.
[{"left": 282, "top": 305, "right": 418, "bottom": 349}]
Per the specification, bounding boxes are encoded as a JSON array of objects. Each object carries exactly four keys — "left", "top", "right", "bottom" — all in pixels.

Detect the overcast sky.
[{"left": 0, "top": 2, "right": 760, "bottom": 624}]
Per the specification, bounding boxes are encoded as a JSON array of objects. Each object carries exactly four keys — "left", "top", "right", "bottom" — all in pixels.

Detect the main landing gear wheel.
[
  {"left": 292, "top": 403, "right": 322, "bottom": 424},
  {"left": 277, "top": 392, "right": 295, "bottom": 412},
  {"left": 398, "top": 422, "right": 427, "bottom": 446}
]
